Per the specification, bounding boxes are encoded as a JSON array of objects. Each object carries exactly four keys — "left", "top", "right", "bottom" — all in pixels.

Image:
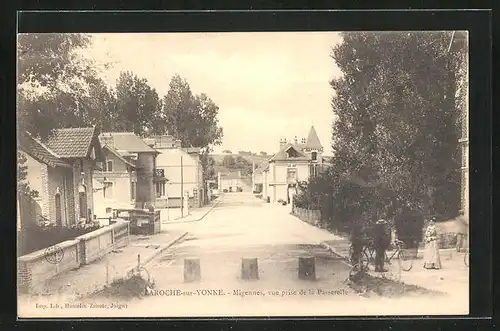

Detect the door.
[{"left": 55, "top": 193, "right": 62, "bottom": 226}]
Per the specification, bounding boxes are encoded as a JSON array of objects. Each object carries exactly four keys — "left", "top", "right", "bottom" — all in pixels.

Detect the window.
[
  {"left": 104, "top": 160, "right": 113, "bottom": 172},
  {"left": 287, "top": 169, "right": 297, "bottom": 182},
  {"left": 103, "top": 183, "right": 113, "bottom": 199},
  {"left": 106, "top": 207, "right": 112, "bottom": 214},
  {"left": 156, "top": 182, "right": 165, "bottom": 198},
  {"left": 312, "top": 152, "right": 317, "bottom": 161},
  {"left": 131, "top": 181, "right": 136, "bottom": 201},
  {"left": 309, "top": 164, "right": 319, "bottom": 178}
]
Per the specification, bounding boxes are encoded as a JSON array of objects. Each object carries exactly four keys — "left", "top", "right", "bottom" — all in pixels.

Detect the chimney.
[{"left": 279, "top": 138, "right": 287, "bottom": 149}]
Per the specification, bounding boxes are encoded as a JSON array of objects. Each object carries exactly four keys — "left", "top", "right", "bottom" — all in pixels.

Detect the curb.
[
  {"left": 126, "top": 231, "right": 189, "bottom": 274},
  {"left": 165, "top": 199, "right": 220, "bottom": 224}
]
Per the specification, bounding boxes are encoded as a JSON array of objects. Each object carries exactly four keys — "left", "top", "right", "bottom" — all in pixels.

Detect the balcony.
[{"left": 153, "top": 168, "right": 168, "bottom": 182}]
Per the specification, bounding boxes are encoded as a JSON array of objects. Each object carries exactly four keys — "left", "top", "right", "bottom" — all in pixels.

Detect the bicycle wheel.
[
  {"left": 399, "top": 250, "right": 413, "bottom": 271},
  {"left": 348, "top": 263, "right": 365, "bottom": 281},
  {"left": 359, "top": 251, "right": 370, "bottom": 271},
  {"left": 464, "top": 251, "right": 469, "bottom": 267}
]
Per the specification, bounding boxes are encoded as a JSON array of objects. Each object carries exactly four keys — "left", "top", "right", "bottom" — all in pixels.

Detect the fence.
[
  {"left": 292, "top": 205, "right": 322, "bottom": 226},
  {"left": 17, "top": 221, "right": 130, "bottom": 294}
]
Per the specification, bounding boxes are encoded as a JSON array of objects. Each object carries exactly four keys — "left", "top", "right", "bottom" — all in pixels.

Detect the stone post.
[
  {"left": 241, "top": 258, "right": 259, "bottom": 280},
  {"left": 298, "top": 256, "right": 316, "bottom": 280},
  {"left": 184, "top": 258, "right": 201, "bottom": 282}
]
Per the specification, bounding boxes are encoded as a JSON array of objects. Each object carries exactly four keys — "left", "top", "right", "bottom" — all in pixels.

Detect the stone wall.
[
  {"left": 292, "top": 206, "right": 321, "bottom": 226},
  {"left": 17, "top": 221, "right": 130, "bottom": 294}
]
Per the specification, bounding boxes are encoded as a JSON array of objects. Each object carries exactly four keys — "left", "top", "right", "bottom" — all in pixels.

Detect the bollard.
[
  {"left": 184, "top": 258, "right": 201, "bottom": 282},
  {"left": 241, "top": 258, "right": 259, "bottom": 280},
  {"left": 298, "top": 256, "right": 316, "bottom": 280}
]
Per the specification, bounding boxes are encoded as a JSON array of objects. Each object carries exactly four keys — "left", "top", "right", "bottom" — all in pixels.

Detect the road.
[
  {"left": 75, "top": 192, "right": 466, "bottom": 317},
  {"left": 17, "top": 193, "right": 469, "bottom": 317}
]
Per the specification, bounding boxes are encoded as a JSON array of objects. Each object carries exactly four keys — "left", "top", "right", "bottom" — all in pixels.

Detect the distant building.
[
  {"left": 93, "top": 132, "right": 160, "bottom": 218},
  {"left": 263, "top": 126, "right": 327, "bottom": 203},
  {"left": 18, "top": 127, "right": 105, "bottom": 227},
  {"left": 144, "top": 135, "right": 205, "bottom": 208},
  {"left": 218, "top": 171, "right": 252, "bottom": 192}
]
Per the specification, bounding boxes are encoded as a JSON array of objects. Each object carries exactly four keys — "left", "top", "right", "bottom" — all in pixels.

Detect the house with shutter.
[
  {"left": 92, "top": 132, "right": 161, "bottom": 218},
  {"left": 17, "top": 127, "right": 105, "bottom": 227},
  {"left": 143, "top": 135, "right": 205, "bottom": 209},
  {"left": 265, "top": 126, "right": 327, "bottom": 203}
]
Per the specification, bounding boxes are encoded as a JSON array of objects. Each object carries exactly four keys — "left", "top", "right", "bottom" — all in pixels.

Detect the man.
[{"left": 373, "top": 219, "right": 391, "bottom": 272}]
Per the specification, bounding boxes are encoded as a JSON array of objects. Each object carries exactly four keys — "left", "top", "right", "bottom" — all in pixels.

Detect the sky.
[{"left": 84, "top": 32, "right": 343, "bottom": 155}]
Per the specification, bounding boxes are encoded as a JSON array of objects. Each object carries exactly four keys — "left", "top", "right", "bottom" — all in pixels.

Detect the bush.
[
  {"left": 18, "top": 222, "right": 102, "bottom": 256},
  {"left": 438, "top": 232, "right": 458, "bottom": 249}
]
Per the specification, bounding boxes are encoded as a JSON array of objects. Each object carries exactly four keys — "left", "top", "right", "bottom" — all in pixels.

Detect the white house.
[
  {"left": 264, "top": 126, "right": 326, "bottom": 203},
  {"left": 144, "top": 135, "right": 205, "bottom": 209}
]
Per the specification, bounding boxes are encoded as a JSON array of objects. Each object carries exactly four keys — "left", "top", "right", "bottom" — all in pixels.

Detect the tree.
[
  {"left": 114, "top": 71, "right": 162, "bottom": 135},
  {"left": 17, "top": 152, "right": 39, "bottom": 199},
  {"left": 161, "top": 75, "right": 223, "bottom": 150},
  {"left": 222, "top": 150, "right": 232, "bottom": 154},
  {"left": 17, "top": 33, "right": 103, "bottom": 139},
  {"left": 222, "top": 155, "right": 236, "bottom": 168},
  {"left": 306, "top": 32, "right": 464, "bottom": 245}
]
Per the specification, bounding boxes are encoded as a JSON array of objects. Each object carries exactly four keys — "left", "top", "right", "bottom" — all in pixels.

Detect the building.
[
  {"left": 144, "top": 135, "right": 205, "bottom": 208},
  {"left": 92, "top": 132, "right": 161, "bottom": 218},
  {"left": 17, "top": 127, "right": 105, "bottom": 227},
  {"left": 218, "top": 171, "right": 252, "bottom": 192},
  {"left": 252, "top": 160, "right": 269, "bottom": 193},
  {"left": 265, "top": 126, "right": 327, "bottom": 203}
]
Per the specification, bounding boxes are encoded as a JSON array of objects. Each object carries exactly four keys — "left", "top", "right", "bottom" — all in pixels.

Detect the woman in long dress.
[{"left": 423, "top": 220, "right": 442, "bottom": 269}]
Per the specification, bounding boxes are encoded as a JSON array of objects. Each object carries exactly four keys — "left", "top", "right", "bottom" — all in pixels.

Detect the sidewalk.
[
  {"left": 321, "top": 238, "right": 469, "bottom": 297},
  {"left": 161, "top": 198, "right": 220, "bottom": 224},
  {"left": 21, "top": 226, "right": 189, "bottom": 301}
]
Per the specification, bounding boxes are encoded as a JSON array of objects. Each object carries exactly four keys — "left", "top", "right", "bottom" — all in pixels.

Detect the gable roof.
[
  {"left": 269, "top": 143, "right": 309, "bottom": 162},
  {"left": 43, "top": 127, "right": 98, "bottom": 158},
  {"left": 18, "top": 133, "right": 71, "bottom": 168},
  {"left": 304, "top": 126, "right": 323, "bottom": 150},
  {"left": 99, "top": 132, "right": 159, "bottom": 154},
  {"left": 103, "top": 145, "right": 137, "bottom": 168}
]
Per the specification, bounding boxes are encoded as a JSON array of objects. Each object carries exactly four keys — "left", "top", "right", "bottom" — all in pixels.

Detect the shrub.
[{"left": 18, "top": 222, "right": 102, "bottom": 256}]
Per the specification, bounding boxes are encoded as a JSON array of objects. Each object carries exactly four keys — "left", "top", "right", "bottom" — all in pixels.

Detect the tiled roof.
[
  {"left": 44, "top": 127, "right": 97, "bottom": 158},
  {"left": 304, "top": 126, "right": 323, "bottom": 150},
  {"left": 99, "top": 132, "right": 158, "bottom": 154},
  {"left": 269, "top": 143, "right": 309, "bottom": 162},
  {"left": 18, "top": 133, "right": 71, "bottom": 168}
]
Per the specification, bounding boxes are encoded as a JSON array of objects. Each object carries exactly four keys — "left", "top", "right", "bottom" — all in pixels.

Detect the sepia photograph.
[{"left": 17, "top": 30, "right": 469, "bottom": 318}]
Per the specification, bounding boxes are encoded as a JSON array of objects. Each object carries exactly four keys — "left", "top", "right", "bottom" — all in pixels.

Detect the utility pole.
[{"left": 180, "top": 155, "right": 184, "bottom": 218}]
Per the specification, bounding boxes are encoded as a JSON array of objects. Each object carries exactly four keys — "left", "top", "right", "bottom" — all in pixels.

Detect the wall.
[
  {"left": 292, "top": 206, "right": 321, "bottom": 226},
  {"left": 93, "top": 150, "right": 134, "bottom": 218},
  {"left": 17, "top": 221, "right": 130, "bottom": 294},
  {"left": 21, "top": 151, "right": 44, "bottom": 197}
]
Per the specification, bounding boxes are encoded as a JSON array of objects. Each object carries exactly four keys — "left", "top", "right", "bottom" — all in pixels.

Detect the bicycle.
[{"left": 385, "top": 239, "right": 414, "bottom": 272}]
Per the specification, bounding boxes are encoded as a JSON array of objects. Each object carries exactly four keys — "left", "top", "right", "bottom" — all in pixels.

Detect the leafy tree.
[
  {"left": 300, "top": 32, "right": 464, "bottom": 246},
  {"left": 17, "top": 152, "right": 39, "bottom": 198},
  {"left": 17, "top": 33, "right": 103, "bottom": 139},
  {"left": 222, "top": 150, "right": 232, "bottom": 154},
  {"left": 222, "top": 155, "right": 236, "bottom": 168},
  {"left": 114, "top": 71, "right": 162, "bottom": 135}
]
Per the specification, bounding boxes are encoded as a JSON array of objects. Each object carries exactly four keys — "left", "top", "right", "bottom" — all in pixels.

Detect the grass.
[
  {"left": 347, "top": 272, "right": 444, "bottom": 298},
  {"left": 90, "top": 274, "right": 155, "bottom": 299}
]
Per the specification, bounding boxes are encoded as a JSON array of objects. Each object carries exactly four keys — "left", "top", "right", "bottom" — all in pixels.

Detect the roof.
[
  {"left": 99, "top": 132, "right": 158, "bottom": 154},
  {"left": 103, "top": 145, "right": 137, "bottom": 168},
  {"left": 18, "top": 133, "right": 71, "bottom": 168},
  {"left": 304, "top": 126, "right": 323, "bottom": 150},
  {"left": 269, "top": 143, "right": 309, "bottom": 162},
  {"left": 44, "top": 127, "right": 97, "bottom": 158}
]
